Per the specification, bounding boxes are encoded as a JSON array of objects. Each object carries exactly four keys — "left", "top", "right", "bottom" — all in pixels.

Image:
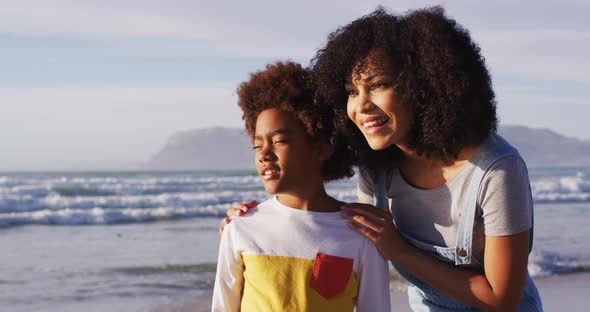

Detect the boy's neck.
[{"left": 276, "top": 185, "right": 341, "bottom": 213}]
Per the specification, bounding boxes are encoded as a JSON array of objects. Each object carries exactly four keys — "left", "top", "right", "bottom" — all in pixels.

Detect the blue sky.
[{"left": 0, "top": 0, "right": 588, "bottom": 170}]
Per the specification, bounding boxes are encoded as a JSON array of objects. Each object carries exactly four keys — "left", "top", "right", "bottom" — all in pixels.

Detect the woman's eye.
[
  {"left": 346, "top": 89, "right": 357, "bottom": 96},
  {"left": 273, "top": 139, "right": 286, "bottom": 145},
  {"left": 252, "top": 145, "right": 262, "bottom": 150}
]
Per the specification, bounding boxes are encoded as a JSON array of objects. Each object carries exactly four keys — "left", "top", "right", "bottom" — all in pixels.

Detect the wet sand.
[{"left": 153, "top": 272, "right": 590, "bottom": 311}]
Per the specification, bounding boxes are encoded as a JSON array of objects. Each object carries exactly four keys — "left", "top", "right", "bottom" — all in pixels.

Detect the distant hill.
[
  {"left": 498, "top": 126, "right": 590, "bottom": 167},
  {"left": 145, "top": 127, "right": 252, "bottom": 171},
  {"left": 144, "top": 125, "right": 590, "bottom": 170}
]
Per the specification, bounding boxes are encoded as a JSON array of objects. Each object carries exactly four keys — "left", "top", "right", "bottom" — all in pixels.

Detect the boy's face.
[{"left": 253, "top": 108, "right": 325, "bottom": 195}]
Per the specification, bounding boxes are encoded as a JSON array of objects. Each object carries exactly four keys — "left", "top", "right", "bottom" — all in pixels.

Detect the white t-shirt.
[{"left": 212, "top": 196, "right": 390, "bottom": 312}]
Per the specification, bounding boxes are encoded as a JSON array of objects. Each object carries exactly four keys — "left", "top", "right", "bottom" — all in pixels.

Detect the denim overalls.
[{"left": 373, "top": 136, "right": 543, "bottom": 311}]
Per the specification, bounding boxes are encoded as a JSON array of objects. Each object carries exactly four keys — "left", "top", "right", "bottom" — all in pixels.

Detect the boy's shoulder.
[
  {"left": 227, "top": 197, "right": 274, "bottom": 225},
  {"left": 254, "top": 197, "right": 276, "bottom": 210}
]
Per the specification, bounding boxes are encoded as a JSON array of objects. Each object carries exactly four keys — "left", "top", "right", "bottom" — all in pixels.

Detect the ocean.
[{"left": 1, "top": 168, "right": 589, "bottom": 311}]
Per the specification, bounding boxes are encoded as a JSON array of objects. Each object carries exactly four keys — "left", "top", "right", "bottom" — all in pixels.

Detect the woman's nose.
[{"left": 353, "top": 89, "right": 375, "bottom": 113}]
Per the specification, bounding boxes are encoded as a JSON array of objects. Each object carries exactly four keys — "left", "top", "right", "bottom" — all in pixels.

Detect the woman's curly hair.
[
  {"left": 312, "top": 6, "right": 498, "bottom": 171},
  {"left": 237, "top": 61, "right": 354, "bottom": 181}
]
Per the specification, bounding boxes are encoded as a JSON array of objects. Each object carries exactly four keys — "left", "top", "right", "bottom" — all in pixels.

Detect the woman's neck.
[{"left": 397, "top": 145, "right": 479, "bottom": 190}]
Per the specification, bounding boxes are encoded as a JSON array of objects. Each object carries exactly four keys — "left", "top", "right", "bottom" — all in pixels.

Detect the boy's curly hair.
[
  {"left": 237, "top": 61, "right": 354, "bottom": 181},
  {"left": 312, "top": 6, "right": 498, "bottom": 171}
]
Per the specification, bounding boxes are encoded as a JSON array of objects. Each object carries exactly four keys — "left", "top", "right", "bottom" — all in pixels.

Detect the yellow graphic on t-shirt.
[{"left": 241, "top": 254, "right": 358, "bottom": 311}]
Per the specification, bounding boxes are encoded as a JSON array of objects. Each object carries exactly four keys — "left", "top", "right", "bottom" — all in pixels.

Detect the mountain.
[
  {"left": 498, "top": 126, "right": 590, "bottom": 167},
  {"left": 145, "top": 127, "right": 253, "bottom": 171},
  {"left": 144, "top": 125, "right": 590, "bottom": 170}
]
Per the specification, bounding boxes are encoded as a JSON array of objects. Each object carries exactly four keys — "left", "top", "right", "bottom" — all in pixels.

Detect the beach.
[
  {"left": 1, "top": 169, "right": 589, "bottom": 311},
  {"left": 149, "top": 271, "right": 590, "bottom": 311},
  {"left": 2, "top": 217, "right": 589, "bottom": 312}
]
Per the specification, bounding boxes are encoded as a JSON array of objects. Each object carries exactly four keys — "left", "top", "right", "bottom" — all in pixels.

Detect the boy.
[{"left": 212, "top": 61, "right": 390, "bottom": 311}]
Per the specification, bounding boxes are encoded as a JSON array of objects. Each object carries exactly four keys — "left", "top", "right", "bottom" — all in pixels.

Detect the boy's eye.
[
  {"left": 370, "top": 82, "right": 387, "bottom": 90},
  {"left": 273, "top": 139, "right": 287, "bottom": 145},
  {"left": 252, "top": 145, "right": 262, "bottom": 150}
]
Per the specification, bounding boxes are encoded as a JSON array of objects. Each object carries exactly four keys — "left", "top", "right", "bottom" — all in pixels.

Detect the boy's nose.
[{"left": 258, "top": 146, "right": 276, "bottom": 162}]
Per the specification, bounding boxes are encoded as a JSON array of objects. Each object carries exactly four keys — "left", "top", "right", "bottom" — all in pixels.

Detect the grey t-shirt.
[{"left": 357, "top": 134, "right": 533, "bottom": 265}]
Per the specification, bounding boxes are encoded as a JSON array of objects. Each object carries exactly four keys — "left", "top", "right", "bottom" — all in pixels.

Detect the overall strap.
[
  {"left": 454, "top": 135, "right": 528, "bottom": 265},
  {"left": 373, "top": 172, "right": 389, "bottom": 211}
]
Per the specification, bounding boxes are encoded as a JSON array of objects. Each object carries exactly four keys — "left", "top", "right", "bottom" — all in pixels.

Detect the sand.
[
  {"left": 535, "top": 272, "right": 590, "bottom": 311},
  {"left": 153, "top": 272, "right": 590, "bottom": 311}
]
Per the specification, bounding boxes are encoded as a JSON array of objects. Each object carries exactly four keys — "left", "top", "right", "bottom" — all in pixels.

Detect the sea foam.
[{"left": 1, "top": 170, "right": 589, "bottom": 227}]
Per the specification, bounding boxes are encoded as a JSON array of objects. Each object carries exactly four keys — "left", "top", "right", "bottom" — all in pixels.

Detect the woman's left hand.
[{"left": 340, "top": 203, "right": 409, "bottom": 261}]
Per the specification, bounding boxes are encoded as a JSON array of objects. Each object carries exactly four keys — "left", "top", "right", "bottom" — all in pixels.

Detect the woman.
[{"left": 223, "top": 6, "right": 543, "bottom": 311}]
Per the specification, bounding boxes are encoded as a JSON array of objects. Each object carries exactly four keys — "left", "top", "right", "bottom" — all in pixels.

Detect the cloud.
[
  {"left": 1, "top": 0, "right": 588, "bottom": 169},
  {"left": 475, "top": 29, "right": 590, "bottom": 83},
  {"left": 0, "top": 84, "right": 242, "bottom": 131},
  {"left": 0, "top": 0, "right": 204, "bottom": 39},
  {"left": 2, "top": 0, "right": 588, "bottom": 77},
  {"left": 496, "top": 85, "right": 590, "bottom": 140},
  {"left": 0, "top": 0, "right": 342, "bottom": 58},
  {"left": 0, "top": 84, "right": 243, "bottom": 170}
]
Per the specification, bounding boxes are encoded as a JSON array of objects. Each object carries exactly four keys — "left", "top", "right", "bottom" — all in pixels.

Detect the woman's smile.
[{"left": 359, "top": 116, "right": 391, "bottom": 134}]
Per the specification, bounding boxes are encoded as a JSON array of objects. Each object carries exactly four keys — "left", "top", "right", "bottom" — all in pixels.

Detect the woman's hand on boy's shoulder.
[
  {"left": 219, "top": 200, "right": 259, "bottom": 236},
  {"left": 340, "top": 203, "right": 409, "bottom": 261}
]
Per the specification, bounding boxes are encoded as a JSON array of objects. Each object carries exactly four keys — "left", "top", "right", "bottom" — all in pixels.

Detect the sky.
[{"left": 0, "top": 0, "right": 588, "bottom": 170}]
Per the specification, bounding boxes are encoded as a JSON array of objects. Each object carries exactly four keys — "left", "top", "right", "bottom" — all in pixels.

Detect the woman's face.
[{"left": 345, "top": 51, "right": 412, "bottom": 151}]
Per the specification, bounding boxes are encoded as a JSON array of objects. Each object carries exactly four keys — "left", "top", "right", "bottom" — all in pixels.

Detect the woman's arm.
[{"left": 342, "top": 204, "right": 529, "bottom": 312}]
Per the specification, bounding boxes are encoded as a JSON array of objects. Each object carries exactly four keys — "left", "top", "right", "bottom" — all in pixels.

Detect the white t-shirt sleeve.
[
  {"left": 355, "top": 238, "right": 391, "bottom": 312},
  {"left": 478, "top": 155, "right": 534, "bottom": 236},
  {"left": 357, "top": 167, "right": 375, "bottom": 205},
  {"left": 211, "top": 222, "right": 244, "bottom": 312}
]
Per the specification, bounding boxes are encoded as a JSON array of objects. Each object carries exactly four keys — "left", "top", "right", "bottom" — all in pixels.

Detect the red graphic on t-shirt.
[{"left": 310, "top": 252, "right": 353, "bottom": 298}]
